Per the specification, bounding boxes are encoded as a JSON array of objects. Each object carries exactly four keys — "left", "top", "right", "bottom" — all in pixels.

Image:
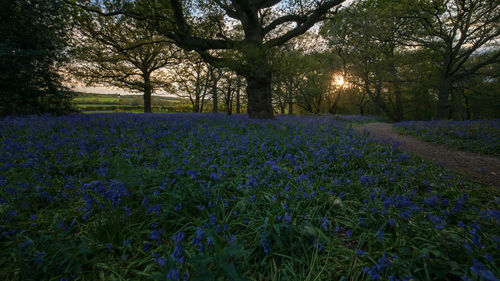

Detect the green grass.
[
  {"left": 73, "top": 96, "right": 121, "bottom": 103},
  {"left": 394, "top": 120, "right": 500, "bottom": 156},
  {"left": 0, "top": 114, "right": 498, "bottom": 281},
  {"left": 72, "top": 93, "right": 191, "bottom": 113}
]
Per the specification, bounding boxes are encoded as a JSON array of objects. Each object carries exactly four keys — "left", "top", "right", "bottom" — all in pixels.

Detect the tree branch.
[
  {"left": 63, "top": 0, "right": 148, "bottom": 20},
  {"left": 263, "top": 14, "right": 307, "bottom": 35},
  {"left": 265, "top": 0, "right": 344, "bottom": 47},
  {"left": 455, "top": 51, "right": 500, "bottom": 81},
  {"left": 198, "top": 51, "right": 247, "bottom": 76}
]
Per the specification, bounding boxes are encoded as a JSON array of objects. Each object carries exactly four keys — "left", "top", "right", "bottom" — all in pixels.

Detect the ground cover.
[
  {"left": 394, "top": 120, "right": 500, "bottom": 156},
  {"left": 332, "top": 115, "right": 391, "bottom": 124},
  {"left": 73, "top": 96, "right": 121, "bottom": 104},
  {"left": 0, "top": 114, "right": 498, "bottom": 281},
  {"left": 72, "top": 93, "right": 187, "bottom": 113}
]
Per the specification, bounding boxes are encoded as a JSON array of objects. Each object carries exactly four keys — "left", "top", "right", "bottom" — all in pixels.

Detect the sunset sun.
[{"left": 333, "top": 74, "right": 345, "bottom": 87}]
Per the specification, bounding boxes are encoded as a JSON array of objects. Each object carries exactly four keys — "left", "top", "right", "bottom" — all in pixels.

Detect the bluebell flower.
[
  {"left": 427, "top": 213, "right": 446, "bottom": 229},
  {"left": 284, "top": 212, "right": 291, "bottom": 223},
  {"left": 123, "top": 238, "right": 132, "bottom": 246},
  {"left": 209, "top": 213, "right": 217, "bottom": 225},
  {"left": 484, "top": 253, "right": 494, "bottom": 262},
  {"left": 209, "top": 172, "right": 219, "bottom": 181},
  {"left": 33, "top": 251, "right": 46, "bottom": 266},
  {"left": 150, "top": 230, "right": 161, "bottom": 241},
  {"left": 376, "top": 230, "right": 385, "bottom": 242},
  {"left": 171, "top": 232, "right": 185, "bottom": 263},
  {"left": 321, "top": 217, "right": 329, "bottom": 230},
  {"left": 167, "top": 267, "right": 180, "bottom": 281},
  {"left": 463, "top": 243, "right": 472, "bottom": 253},
  {"left": 355, "top": 249, "right": 366, "bottom": 255},
  {"left": 471, "top": 259, "right": 498, "bottom": 281},
  {"left": 143, "top": 242, "right": 151, "bottom": 253},
  {"left": 423, "top": 195, "right": 440, "bottom": 207},
  {"left": 172, "top": 232, "right": 185, "bottom": 243},
  {"left": 147, "top": 204, "right": 162, "bottom": 216},
  {"left": 260, "top": 233, "right": 271, "bottom": 255}
]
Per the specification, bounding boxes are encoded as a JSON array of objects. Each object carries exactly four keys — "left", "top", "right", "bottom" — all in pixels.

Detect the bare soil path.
[{"left": 354, "top": 122, "right": 500, "bottom": 188}]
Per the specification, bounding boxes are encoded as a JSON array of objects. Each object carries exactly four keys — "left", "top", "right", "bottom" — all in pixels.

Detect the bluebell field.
[
  {"left": 0, "top": 114, "right": 498, "bottom": 280},
  {"left": 394, "top": 119, "right": 500, "bottom": 156}
]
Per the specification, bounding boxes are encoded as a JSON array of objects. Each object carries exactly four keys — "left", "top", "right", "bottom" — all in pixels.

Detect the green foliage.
[
  {"left": 0, "top": 0, "right": 75, "bottom": 116},
  {"left": 1, "top": 114, "right": 499, "bottom": 280},
  {"left": 319, "top": 0, "right": 500, "bottom": 121},
  {"left": 395, "top": 120, "right": 500, "bottom": 156}
]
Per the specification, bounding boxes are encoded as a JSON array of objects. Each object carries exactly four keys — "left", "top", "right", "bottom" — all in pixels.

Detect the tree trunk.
[
  {"left": 390, "top": 66, "right": 403, "bottom": 121},
  {"left": 200, "top": 74, "right": 210, "bottom": 112},
  {"left": 245, "top": 68, "right": 274, "bottom": 119},
  {"left": 280, "top": 100, "right": 285, "bottom": 115},
  {"left": 288, "top": 90, "right": 294, "bottom": 115},
  {"left": 394, "top": 82, "right": 403, "bottom": 121},
  {"left": 225, "top": 87, "right": 233, "bottom": 115},
  {"left": 194, "top": 99, "right": 200, "bottom": 113},
  {"left": 211, "top": 70, "right": 218, "bottom": 113},
  {"left": 374, "top": 105, "right": 381, "bottom": 116},
  {"left": 463, "top": 92, "right": 471, "bottom": 120},
  {"left": 143, "top": 73, "right": 152, "bottom": 113},
  {"left": 194, "top": 76, "right": 200, "bottom": 112},
  {"left": 436, "top": 77, "right": 451, "bottom": 120},
  {"left": 236, "top": 78, "right": 241, "bottom": 114}
]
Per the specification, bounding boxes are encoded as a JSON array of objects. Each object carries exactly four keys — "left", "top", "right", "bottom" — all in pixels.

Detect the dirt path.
[{"left": 354, "top": 122, "right": 500, "bottom": 188}]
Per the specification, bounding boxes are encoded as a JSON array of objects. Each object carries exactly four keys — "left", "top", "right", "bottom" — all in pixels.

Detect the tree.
[
  {"left": 0, "top": 0, "right": 74, "bottom": 115},
  {"left": 71, "top": 8, "right": 180, "bottom": 113},
  {"left": 271, "top": 45, "right": 332, "bottom": 115},
  {"left": 66, "top": 0, "right": 345, "bottom": 119},
  {"left": 271, "top": 49, "right": 300, "bottom": 115},
  {"left": 322, "top": 0, "right": 415, "bottom": 121},
  {"left": 170, "top": 53, "right": 212, "bottom": 112},
  {"left": 407, "top": 0, "right": 500, "bottom": 119},
  {"left": 210, "top": 67, "right": 222, "bottom": 113},
  {"left": 452, "top": 58, "right": 500, "bottom": 120},
  {"left": 219, "top": 70, "right": 243, "bottom": 115}
]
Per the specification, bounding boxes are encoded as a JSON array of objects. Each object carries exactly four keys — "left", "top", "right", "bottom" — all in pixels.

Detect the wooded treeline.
[{"left": 1, "top": 0, "right": 498, "bottom": 119}]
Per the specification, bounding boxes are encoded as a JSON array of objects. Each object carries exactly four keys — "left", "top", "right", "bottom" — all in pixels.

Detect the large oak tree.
[{"left": 66, "top": 0, "right": 345, "bottom": 118}]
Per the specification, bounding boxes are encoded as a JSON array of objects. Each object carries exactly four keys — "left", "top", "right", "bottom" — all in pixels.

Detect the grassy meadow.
[
  {"left": 73, "top": 93, "right": 192, "bottom": 113},
  {"left": 0, "top": 113, "right": 498, "bottom": 281}
]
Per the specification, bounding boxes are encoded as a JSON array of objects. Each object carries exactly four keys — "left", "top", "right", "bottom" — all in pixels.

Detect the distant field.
[{"left": 72, "top": 92, "right": 189, "bottom": 113}]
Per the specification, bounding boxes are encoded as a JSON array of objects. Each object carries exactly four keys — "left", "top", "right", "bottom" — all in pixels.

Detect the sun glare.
[{"left": 333, "top": 74, "right": 345, "bottom": 87}]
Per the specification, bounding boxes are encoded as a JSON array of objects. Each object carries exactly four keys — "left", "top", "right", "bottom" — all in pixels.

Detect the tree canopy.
[
  {"left": 66, "top": 0, "right": 346, "bottom": 118},
  {"left": 0, "top": 0, "right": 74, "bottom": 115}
]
